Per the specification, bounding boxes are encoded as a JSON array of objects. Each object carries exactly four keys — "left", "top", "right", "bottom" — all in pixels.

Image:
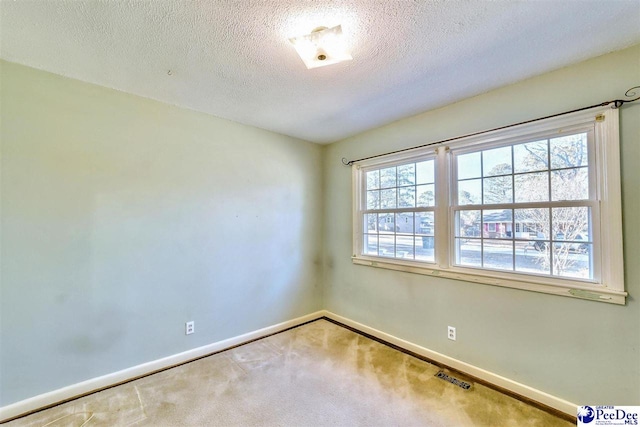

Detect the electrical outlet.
[
  {"left": 185, "top": 321, "right": 195, "bottom": 335},
  {"left": 447, "top": 326, "right": 456, "bottom": 341}
]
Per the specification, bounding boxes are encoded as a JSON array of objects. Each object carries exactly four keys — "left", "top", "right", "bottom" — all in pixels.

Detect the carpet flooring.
[{"left": 6, "top": 319, "right": 573, "bottom": 426}]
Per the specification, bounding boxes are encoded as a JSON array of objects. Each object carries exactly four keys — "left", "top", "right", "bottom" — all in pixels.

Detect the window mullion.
[
  {"left": 452, "top": 200, "right": 595, "bottom": 211},
  {"left": 548, "top": 206, "right": 554, "bottom": 276},
  {"left": 363, "top": 207, "right": 436, "bottom": 215},
  {"left": 435, "top": 147, "right": 450, "bottom": 269}
]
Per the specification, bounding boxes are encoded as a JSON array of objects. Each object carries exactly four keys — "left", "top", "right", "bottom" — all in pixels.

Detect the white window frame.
[{"left": 352, "top": 106, "right": 626, "bottom": 304}]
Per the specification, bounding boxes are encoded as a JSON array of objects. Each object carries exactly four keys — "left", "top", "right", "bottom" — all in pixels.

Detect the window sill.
[{"left": 351, "top": 256, "right": 627, "bottom": 305}]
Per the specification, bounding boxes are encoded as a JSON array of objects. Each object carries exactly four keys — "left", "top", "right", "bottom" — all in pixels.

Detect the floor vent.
[{"left": 435, "top": 371, "right": 472, "bottom": 390}]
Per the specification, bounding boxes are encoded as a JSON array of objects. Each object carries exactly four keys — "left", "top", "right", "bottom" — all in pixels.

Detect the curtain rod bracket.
[{"left": 342, "top": 85, "right": 639, "bottom": 166}]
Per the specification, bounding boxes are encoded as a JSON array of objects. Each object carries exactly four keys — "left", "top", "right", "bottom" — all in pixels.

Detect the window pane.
[
  {"left": 457, "top": 152, "right": 481, "bottom": 180},
  {"left": 483, "top": 210, "right": 513, "bottom": 239},
  {"left": 458, "top": 179, "right": 481, "bottom": 205},
  {"left": 416, "top": 184, "right": 435, "bottom": 207},
  {"left": 366, "top": 170, "right": 380, "bottom": 190},
  {"left": 483, "top": 146, "right": 512, "bottom": 176},
  {"left": 551, "top": 168, "right": 588, "bottom": 201},
  {"left": 483, "top": 240, "right": 513, "bottom": 271},
  {"left": 379, "top": 213, "right": 395, "bottom": 233},
  {"left": 397, "top": 164, "right": 415, "bottom": 186},
  {"left": 455, "top": 238, "right": 481, "bottom": 267},
  {"left": 363, "top": 234, "right": 378, "bottom": 256},
  {"left": 415, "top": 212, "right": 434, "bottom": 235},
  {"left": 379, "top": 234, "right": 395, "bottom": 258},
  {"left": 514, "top": 172, "right": 549, "bottom": 203},
  {"left": 551, "top": 207, "right": 593, "bottom": 279},
  {"left": 514, "top": 208, "right": 550, "bottom": 240},
  {"left": 550, "top": 133, "right": 588, "bottom": 169},
  {"left": 514, "top": 140, "right": 548, "bottom": 173},
  {"left": 551, "top": 207, "right": 589, "bottom": 242},
  {"left": 553, "top": 245, "right": 592, "bottom": 279},
  {"left": 396, "top": 235, "right": 415, "bottom": 259},
  {"left": 380, "top": 188, "right": 397, "bottom": 208},
  {"left": 416, "top": 160, "right": 434, "bottom": 184},
  {"left": 396, "top": 212, "right": 414, "bottom": 234},
  {"left": 483, "top": 175, "right": 512, "bottom": 204},
  {"left": 515, "top": 204, "right": 551, "bottom": 268},
  {"left": 398, "top": 187, "right": 415, "bottom": 208},
  {"left": 416, "top": 213, "right": 434, "bottom": 261},
  {"left": 416, "top": 236, "right": 434, "bottom": 262},
  {"left": 515, "top": 241, "right": 550, "bottom": 275},
  {"left": 366, "top": 190, "right": 380, "bottom": 209},
  {"left": 456, "top": 210, "right": 481, "bottom": 238},
  {"left": 364, "top": 213, "right": 378, "bottom": 234},
  {"left": 380, "top": 167, "right": 396, "bottom": 188},
  {"left": 551, "top": 207, "right": 591, "bottom": 279}
]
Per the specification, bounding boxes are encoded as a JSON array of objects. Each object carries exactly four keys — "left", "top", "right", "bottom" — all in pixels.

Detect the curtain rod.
[{"left": 341, "top": 85, "right": 640, "bottom": 166}]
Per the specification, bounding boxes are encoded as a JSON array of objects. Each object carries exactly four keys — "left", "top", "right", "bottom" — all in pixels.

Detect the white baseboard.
[
  {"left": 0, "top": 310, "right": 325, "bottom": 423},
  {"left": 1, "top": 309, "right": 577, "bottom": 421},
  {"left": 322, "top": 311, "right": 577, "bottom": 417}
]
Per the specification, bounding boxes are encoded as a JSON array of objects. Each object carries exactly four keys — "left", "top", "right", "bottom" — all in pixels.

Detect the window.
[
  {"left": 362, "top": 157, "right": 436, "bottom": 262},
  {"left": 352, "top": 107, "right": 625, "bottom": 304},
  {"left": 453, "top": 131, "right": 594, "bottom": 280}
]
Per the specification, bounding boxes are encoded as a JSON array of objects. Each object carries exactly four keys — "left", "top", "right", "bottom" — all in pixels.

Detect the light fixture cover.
[{"left": 289, "top": 25, "right": 352, "bottom": 69}]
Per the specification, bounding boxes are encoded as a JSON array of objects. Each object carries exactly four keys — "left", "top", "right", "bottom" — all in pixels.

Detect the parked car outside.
[
  {"left": 529, "top": 232, "right": 588, "bottom": 253},
  {"left": 568, "top": 234, "right": 589, "bottom": 253}
]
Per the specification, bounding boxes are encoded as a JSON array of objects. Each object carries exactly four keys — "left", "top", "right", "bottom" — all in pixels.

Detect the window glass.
[
  {"left": 452, "top": 131, "right": 594, "bottom": 279},
  {"left": 458, "top": 152, "right": 481, "bottom": 180},
  {"left": 483, "top": 146, "right": 512, "bottom": 176},
  {"left": 353, "top": 109, "right": 624, "bottom": 303},
  {"left": 360, "top": 159, "right": 436, "bottom": 263}
]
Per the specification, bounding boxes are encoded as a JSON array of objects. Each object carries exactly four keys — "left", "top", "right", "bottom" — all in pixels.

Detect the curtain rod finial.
[{"left": 612, "top": 85, "right": 640, "bottom": 109}]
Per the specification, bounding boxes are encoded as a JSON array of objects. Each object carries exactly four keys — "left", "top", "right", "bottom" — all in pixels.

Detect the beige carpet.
[{"left": 7, "top": 319, "right": 572, "bottom": 426}]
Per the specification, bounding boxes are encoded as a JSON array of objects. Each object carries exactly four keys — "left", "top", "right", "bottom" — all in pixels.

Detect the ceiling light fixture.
[{"left": 289, "top": 25, "right": 352, "bottom": 69}]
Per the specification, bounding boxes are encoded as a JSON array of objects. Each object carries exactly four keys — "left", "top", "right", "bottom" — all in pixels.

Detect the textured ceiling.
[{"left": 1, "top": 1, "right": 639, "bottom": 144}]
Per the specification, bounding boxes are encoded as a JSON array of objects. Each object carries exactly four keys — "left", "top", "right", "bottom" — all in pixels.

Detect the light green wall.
[
  {"left": 0, "top": 60, "right": 324, "bottom": 406},
  {"left": 2, "top": 44, "right": 639, "bottom": 409},
  {"left": 323, "top": 44, "right": 640, "bottom": 405}
]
